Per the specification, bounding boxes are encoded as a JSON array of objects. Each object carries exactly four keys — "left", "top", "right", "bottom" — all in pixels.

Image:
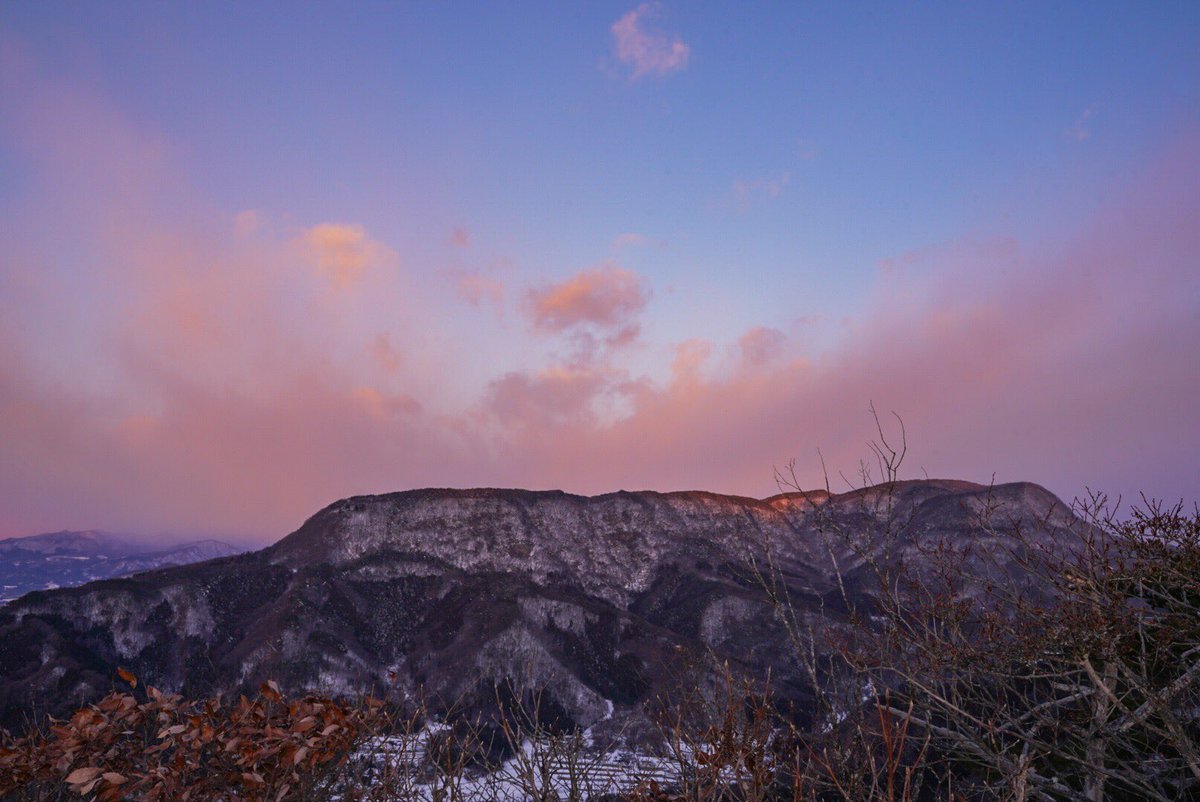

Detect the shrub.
[{"left": 0, "top": 673, "right": 381, "bottom": 801}]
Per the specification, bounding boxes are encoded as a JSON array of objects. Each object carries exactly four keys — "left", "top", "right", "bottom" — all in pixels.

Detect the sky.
[{"left": 1, "top": 3, "right": 1197, "bottom": 544}]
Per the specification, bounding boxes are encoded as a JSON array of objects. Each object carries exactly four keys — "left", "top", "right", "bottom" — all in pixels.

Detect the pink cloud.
[
  {"left": 369, "top": 333, "right": 405, "bottom": 374},
  {"left": 604, "top": 324, "right": 642, "bottom": 350},
  {"left": 670, "top": 339, "right": 714, "bottom": 381},
  {"left": 525, "top": 263, "right": 648, "bottom": 333},
  {"left": 450, "top": 226, "right": 470, "bottom": 248},
  {"left": 611, "top": 3, "right": 690, "bottom": 80},
  {"left": 737, "top": 327, "right": 787, "bottom": 367},
  {"left": 483, "top": 367, "right": 614, "bottom": 428},
  {"left": 455, "top": 273, "right": 505, "bottom": 307}
]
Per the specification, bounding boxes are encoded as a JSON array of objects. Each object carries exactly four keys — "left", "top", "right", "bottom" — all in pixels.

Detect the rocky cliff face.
[{"left": 0, "top": 481, "right": 1084, "bottom": 734}]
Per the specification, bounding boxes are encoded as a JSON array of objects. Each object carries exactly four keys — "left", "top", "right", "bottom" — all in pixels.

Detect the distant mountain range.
[
  {"left": 0, "top": 530, "right": 244, "bottom": 604},
  {"left": 0, "top": 482, "right": 1085, "bottom": 734}
]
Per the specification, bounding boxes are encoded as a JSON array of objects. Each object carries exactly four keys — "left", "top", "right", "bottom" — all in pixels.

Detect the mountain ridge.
[
  {"left": 0, "top": 480, "right": 1084, "bottom": 735},
  {"left": 0, "top": 531, "right": 244, "bottom": 605}
]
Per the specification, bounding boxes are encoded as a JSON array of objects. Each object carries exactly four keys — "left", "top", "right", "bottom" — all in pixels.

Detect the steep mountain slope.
[
  {"left": 0, "top": 532, "right": 244, "bottom": 604},
  {"left": 0, "top": 481, "right": 1085, "bottom": 733}
]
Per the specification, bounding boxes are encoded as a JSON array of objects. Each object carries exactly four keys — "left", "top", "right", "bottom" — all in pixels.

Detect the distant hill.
[
  {"left": 0, "top": 530, "right": 244, "bottom": 604},
  {"left": 0, "top": 481, "right": 1087, "bottom": 734}
]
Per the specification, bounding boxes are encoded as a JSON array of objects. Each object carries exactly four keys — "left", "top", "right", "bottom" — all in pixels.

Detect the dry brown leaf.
[
  {"left": 116, "top": 667, "right": 138, "bottom": 688},
  {"left": 65, "top": 766, "right": 102, "bottom": 784}
]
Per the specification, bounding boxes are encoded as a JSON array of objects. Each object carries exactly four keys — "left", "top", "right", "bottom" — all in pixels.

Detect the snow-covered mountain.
[
  {"left": 0, "top": 481, "right": 1085, "bottom": 734},
  {"left": 0, "top": 531, "right": 243, "bottom": 604}
]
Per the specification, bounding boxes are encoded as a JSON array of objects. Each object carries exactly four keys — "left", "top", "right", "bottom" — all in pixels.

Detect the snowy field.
[{"left": 335, "top": 725, "right": 682, "bottom": 802}]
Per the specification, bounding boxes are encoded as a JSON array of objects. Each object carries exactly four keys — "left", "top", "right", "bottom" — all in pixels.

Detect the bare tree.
[{"left": 755, "top": 409, "right": 1200, "bottom": 800}]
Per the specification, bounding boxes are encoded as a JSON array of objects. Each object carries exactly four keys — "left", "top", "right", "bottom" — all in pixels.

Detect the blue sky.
[{"left": 1, "top": 3, "right": 1198, "bottom": 540}]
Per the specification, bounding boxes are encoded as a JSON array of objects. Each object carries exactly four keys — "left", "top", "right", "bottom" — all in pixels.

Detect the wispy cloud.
[
  {"left": 233, "top": 209, "right": 261, "bottom": 237},
  {"left": 353, "top": 386, "right": 421, "bottom": 420},
  {"left": 611, "top": 3, "right": 690, "bottom": 80},
  {"left": 730, "top": 172, "right": 791, "bottom": 212},
  {"left": 611, "top": 232, "right": 648, "bottom": 250},
  {"left": 483, "top": 366, "right": 618, "bottom": 428},
  {"left": 737, "top": 327, "right": 787, "bottom": 367},
  {"left": 455, "top": 273, "right": 505, "bottom": 307},
  {"left": 369, "top": 333, "right": 405, "bottom": 374},
  {"left": 1064, "top": 105, "right": 1097, "bottom": 142}
]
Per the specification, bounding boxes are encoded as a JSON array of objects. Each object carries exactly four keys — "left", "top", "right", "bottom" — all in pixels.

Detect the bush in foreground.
[{"left": 0, "top": 676, "right": 380, "bottom": 801}]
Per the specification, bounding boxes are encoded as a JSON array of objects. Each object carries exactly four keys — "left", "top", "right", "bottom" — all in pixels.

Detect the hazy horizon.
[{"left": 2, "top": 4, "right": 1197, "bottom": 542}]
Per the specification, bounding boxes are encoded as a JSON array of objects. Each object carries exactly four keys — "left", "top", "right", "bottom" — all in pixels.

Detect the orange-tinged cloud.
[
  {"left": 353, "top": 386, "right": 422, "bottom": 420},
  {"left": 526, "top": 264, "right": 648, "bottom": 333},
  {"left": 298, "top": 222, "right": 395, "bottom": 288}
]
